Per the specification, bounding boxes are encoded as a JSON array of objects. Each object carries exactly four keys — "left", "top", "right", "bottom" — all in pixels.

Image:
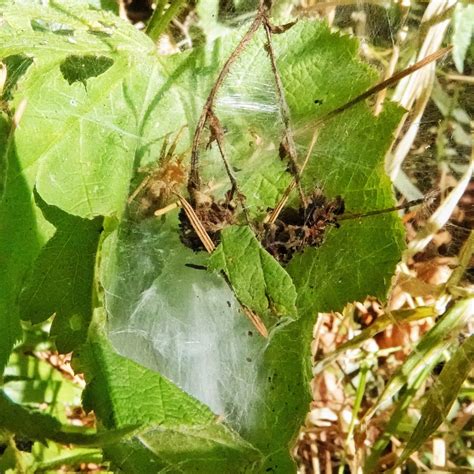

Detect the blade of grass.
[
  {"left": 395, "top": 332, "right": 474, "bottom": 469},
  {"left": 313, "top": 306, "right": 435, "bottom": 375},
  {"left": 364, "top": 362, "right": 436, "bottom": 473},
  {"left": 146, "top": 0, "right": 187, "bottom": 42},
  {"left": 361, "top": 298, "right": 474, "bottom": 424},
  {"left": 406, "top": 156, "right": 474, "bottom": 258},
  {"left": 447, "top": 230, "right": 474, "bottom": 290}
]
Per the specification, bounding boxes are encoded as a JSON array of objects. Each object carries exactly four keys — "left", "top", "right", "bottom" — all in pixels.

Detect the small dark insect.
[
  {"left": 314, "top": 99, "right": 323, "bottom": 105},
  {"left": 184, "top": 263, "right": 208, "bottom": 271},
  {"left": 261, "top": 190, "right": 345, "bottom": 263}
]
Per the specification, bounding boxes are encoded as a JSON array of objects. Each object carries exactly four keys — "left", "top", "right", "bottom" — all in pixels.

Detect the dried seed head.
[{"left": 261, "top": 191, "right": 345, "bottom": 263}]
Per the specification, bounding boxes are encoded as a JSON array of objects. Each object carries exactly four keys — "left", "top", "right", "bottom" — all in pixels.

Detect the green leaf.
[
  {"left": 0, "top": 388, "right": 138, "bottom": 448},
  {"left": 363, "top": 298, "right": 474, "bottom": 423},
  {"left": 105, "top": 423, "right": 262, "bottom": 473},
  {"left": 0, "top": 143, "right": 54, "bottom": 373},
  {"left": 0, "top": 3, "right": 407, "bottom": 469},
  {"left": 18, "top": 193, "right": 103, "bottom": 353},
  {"left": 452, "top": 3, "right": 474, "bottom": 73},
  {"left": 209, "top": 225, "right": 297, "bottom": 323},
  {"left": 0, "top": 390, "right": 60, "bottom": 444},
  {"left": 398, "top": 329, "right": 474, "bottom": 467},
  {"left": 0, "top": 1, "right": 160, "bottom": 218},
  {"left": 100, "top": 20, "right": 405, "bottom": 471},
  {"left": 75, "top": 322, "right": 262, "bottom": 471}
]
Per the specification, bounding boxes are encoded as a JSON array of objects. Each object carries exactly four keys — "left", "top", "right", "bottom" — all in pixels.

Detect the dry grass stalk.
[{"left": 387, "top": 0, "right": 457, "bottom": 183}]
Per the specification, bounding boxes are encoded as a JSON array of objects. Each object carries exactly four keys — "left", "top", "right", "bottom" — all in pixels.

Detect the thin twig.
[
  {"left": 262, "top": 14, "right": 305, "bottom": 204},
  {"left": 208, "top": 110, "right": 238, "bottom": 193},
  {"left": 207, "top": 109, "right": 250, "bottom": 223},
  {"left": 178, "top": 193, "right": 268, "bottom": 337},
  {"left": 338, "top": 197, "right": 427, "bottom": 221},
  {"left": 308, "top": 46, "right": 452, "bottom": 131},
  {"left": 266, "top": 129, "right": 320, "bottom": 225},
  {"left": 267, "top": 46, "right": 452, "bottom": 224},
  {"left": 188, "top": 8, "right": 265, "bottom": 197}
]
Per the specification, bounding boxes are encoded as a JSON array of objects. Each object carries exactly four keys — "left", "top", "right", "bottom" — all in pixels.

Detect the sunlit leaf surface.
[{"left": 0, "top": 1, "right": 406, "bottom": 470}]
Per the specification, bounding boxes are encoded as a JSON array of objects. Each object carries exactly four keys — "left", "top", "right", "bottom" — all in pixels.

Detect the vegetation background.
[{"left": 0, "top": 0, "right": 472, "bottom": 473}]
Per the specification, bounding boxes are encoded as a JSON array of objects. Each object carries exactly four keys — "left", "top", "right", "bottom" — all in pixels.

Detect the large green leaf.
[
  {"left": 0, "top": 1, "right": 168, "bottom": 218},
  {"left": 209, "top": 225, "right": 297, "bottom": 324},
  {"left": 18, "top": 193, "right": 103, "bottom": 353},
  {"left": 0, "top": 1, "right": 406, "bottom": 470},
  {"left": 76, "top": 323, "right": 262, "bottom": 472}
]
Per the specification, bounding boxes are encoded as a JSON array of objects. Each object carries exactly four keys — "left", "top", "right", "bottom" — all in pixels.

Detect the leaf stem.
[
  {"left": 188, "top": 3, "right": 266, "bottom": 198},
  {"left": 262, "top": 16, "right": 305, "bottom": 204},
  {"left": 146, "top": 0, "right": 187, "bottom": 42},
  {"left": 267, "top": 46, "right": 452, "bottom": 224},
  {"left": 310, "top": 46, "right": 453, "bottom": 130}
]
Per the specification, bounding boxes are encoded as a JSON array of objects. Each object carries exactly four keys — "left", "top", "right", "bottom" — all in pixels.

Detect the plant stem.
[
  {"left": 146, "top": 0, "right": 187, "bottom": 42},
  {"left": 188, "top": 8, "right": 264, "bottom": 196}
]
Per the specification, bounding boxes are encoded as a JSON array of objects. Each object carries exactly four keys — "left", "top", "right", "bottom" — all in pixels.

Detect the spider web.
[{"left": 107, "top": 0, "right": 472, "bottom": 471}]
